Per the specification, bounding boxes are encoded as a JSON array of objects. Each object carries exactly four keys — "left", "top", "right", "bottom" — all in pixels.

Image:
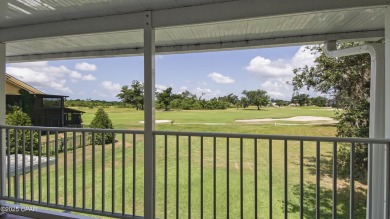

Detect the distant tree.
[
  {"left": 240, "top": 97, "right": 250, "bottom": 108},
  {"left": 218, "top": 93, "right": 239, "bottom": 107},
  {"left": 6, "top": 106, "right": 39, "bottom": 154},
  {"left": 117, "top": 80, "right": 144, "bottom": 110},
  {"left": 310, "top": 96, "right": 328, "bottom": 107},
  {"left": 202, "top": 98, "right": 229, "bottom": 110},
  {"left": 157, "top": 87, "right": 173, "bottom": 111},
  {"left": 274, "top": 99, "right": 289, "bottom": 107},
  {"left": 181, "top": 90, "right": 197, "bottom": 99},
  {"left": 65, "top": 99, "right": 123, "bottom": 108},
  {"left": 89, "top": 108, "right": 114, "bottom": 144},
  {"left": 291, "top": 93, "right": 310, "bottom": 106},
  {"left": 170, "top": 90, "right": 200, "bottom": 110},
  {"left": 242, "top": 89, "right": 270, "bottom": 110}
]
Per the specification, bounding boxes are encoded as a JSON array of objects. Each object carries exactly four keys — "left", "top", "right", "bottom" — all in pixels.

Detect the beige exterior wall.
[{"left": 6, "top": 82, "right": 22, "bottom": 95}]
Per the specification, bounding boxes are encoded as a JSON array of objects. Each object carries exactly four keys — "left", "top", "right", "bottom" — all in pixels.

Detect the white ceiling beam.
[
  {"left": 154, "top": 0, "right": 389, "bottom": 28},
  {"left": 0, "top": 0, "right": 388, "bottom": 42},
  {"left": 0, "top": 12, "right": 145, "bottom": 42},
  {"left": 6, "top": 30, "right": 383, "bottom": 63}
]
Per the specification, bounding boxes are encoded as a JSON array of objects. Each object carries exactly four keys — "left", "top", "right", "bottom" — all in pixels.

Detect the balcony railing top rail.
[
  {"left": 1, "top": 125, "right": 389, "bottom": 144},
  {"left": 154, "top": 130, "right": 390, "bottom": 143},
  {"left": 0, "top": 125, "right": 145, "bottom": 134}
]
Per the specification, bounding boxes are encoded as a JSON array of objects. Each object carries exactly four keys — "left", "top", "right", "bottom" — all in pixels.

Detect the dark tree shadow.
[
  {"left": 312, "top": 124, "right": 337, "bottom": 128},
  {"left": 291, "top": 151, "right": 367, "bottom": 184},
  {"left": 241, "top": 108, "right": 268, "bottom": 111},
  {"left": 289, "top": 182, "right": 367, "bottom": 218},
  {"left": 287, "top": 150, "right": 368, "bottom": 218}
]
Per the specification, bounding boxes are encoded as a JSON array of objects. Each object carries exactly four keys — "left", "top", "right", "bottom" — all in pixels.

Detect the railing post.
[
  {"left": 385, "top": 6, "right": 390, "bottom": 219},
  {"left": 144, "top": 11, "right": 156, "bottom": 219},
  {"left": 0, "top": 43, "right": 6, "bottom": 199}
]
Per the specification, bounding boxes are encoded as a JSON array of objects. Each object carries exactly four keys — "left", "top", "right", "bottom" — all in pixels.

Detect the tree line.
[
  {"left": 65, "top": 86, "right": 329, "bottom": 110},
  {"left": 113, "top": 80, "right": 329, "bottom": 111}
]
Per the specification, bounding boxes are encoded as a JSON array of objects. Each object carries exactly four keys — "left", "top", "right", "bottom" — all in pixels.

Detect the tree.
[
  {"left": 240, "top": 97, "right": 250, "bottom": 108},
  {"left": 242, "top": 90, "right": 270, "bottom": 110},
  {"left": 89, "top": 108, "right": 114, "bottom": 144},
  {"left": 291, "top": 42, "right": 373, "bottom": 179},
  {"left": 291, "top": 93, "right": 310, "bottom": 106},
  {"left": 19, "top": 89, "right": 36, "bottom": 118},
  {"left": 157, "top": 87, "right": 173, "bottom": 111},
  {"left": 6, "top": 106, "right": 39, "bottom": 154},
  {"left": 117, "top": 80, "right": 144, "bottom": 110},
  {"left": 310, "top": 96, "right": 328, "bottom": 107},
  {"left": 218, "top": 93, "right": 239, "bottom": 107},
  {"left": 274, "top": 99, "right": 289, "bottom": 107}
]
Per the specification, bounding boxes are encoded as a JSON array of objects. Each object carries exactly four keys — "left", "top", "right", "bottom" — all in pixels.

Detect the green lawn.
[{"left": 7, "top": 106, "right": 366, "bottom": 218}]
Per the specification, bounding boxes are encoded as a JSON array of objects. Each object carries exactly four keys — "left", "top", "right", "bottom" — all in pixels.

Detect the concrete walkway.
[{"left": 6, "top": 154, "right": 55, "bottom": 177}]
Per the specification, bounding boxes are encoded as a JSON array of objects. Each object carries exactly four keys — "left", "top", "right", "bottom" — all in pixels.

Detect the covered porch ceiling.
[{"left": 0, "top": 0, "right": 388, "bottom": 62}]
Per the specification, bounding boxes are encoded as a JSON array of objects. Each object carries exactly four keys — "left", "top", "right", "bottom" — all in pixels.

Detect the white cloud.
[
  {"left": 75, "top": 62, "right": 97, "bottom": 71},
  {"left": 6, "top": 61, "right": 97, "bottom": 94},
  {"left": 69, "top": 70, "right": 96, "bottom": 81},
  {"left": 179, "top": 86, "right": 188, "bottom": 91},
  {"left": 245, "top": 46, "right": 319, "bottom": 99},
  {"left": 260, "top": 80, "right": 285, "bottom": 98},
  {"left": 92, "top": 90, "right": 108, "bottom": 98},
  {"left": 102, "top": 81, "right": 122, "bottom": 92},
  {"left": 193, "top": 87, "right": 222, "bottom": 99},
  {"left": 7, "top": 63, "right": 72, "bottom": 93},
  {"left": 156, "top": 84, "right": 168, "bottom": 93},
  {"left": 82, "top": 74, "right": 97, "bottom": 81},
  {"left": 245, "top": 57, "right": 293, "bottom": 78},
  {"left": 101, "top": 81, "right": 122, "bottom": 99},
  {"left": 292, "top": 46, "right": 317, "bottom": 67},
  {"left": 208, "top": 72, "right": 235, "bottom": 84},
  {"left": 246, "top": 46, "right": 317, "bottom": 79}
]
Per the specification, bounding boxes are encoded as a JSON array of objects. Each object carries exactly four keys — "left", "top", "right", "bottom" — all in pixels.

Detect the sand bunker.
[
  {"left": 236, "top": 116, "right": 335, "bottom": 123},
  {"left": 139, "top": 120, "right": 171, "bottom": 124}
]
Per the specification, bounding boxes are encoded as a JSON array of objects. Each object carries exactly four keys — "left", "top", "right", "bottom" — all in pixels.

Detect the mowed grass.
[
  {"left": 78, "top": 106, "right": 336, "bottom": 130},
  {"left": 7, "top": 107, "right": 366, "bottom": 218}
]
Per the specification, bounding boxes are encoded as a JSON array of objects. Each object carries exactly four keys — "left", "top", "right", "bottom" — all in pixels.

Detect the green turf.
[
  {"left": 77, "top": 106, "right": 336, "bottom": 130},
  {"left": 6, "top": 106, "right": 366, "bottom": 218}
]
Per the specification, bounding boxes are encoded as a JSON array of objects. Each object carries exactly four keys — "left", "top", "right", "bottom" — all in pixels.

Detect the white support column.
[
  {"left": 369, "top": 45, "right": 386, "bottom": 219},
  {"left": 323, "top": 41, "right": 386, "bottom": 219},
  {"left": 0, "top": 43, "right": 5, "bottom": 199},
  {"left": 143, "top": 11, "right": 156, "bottom": 219},
  {"left": 384, "top": 5, "right": 390, "bottom": 219}
]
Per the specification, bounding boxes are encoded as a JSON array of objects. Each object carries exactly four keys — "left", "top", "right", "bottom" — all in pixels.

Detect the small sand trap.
[
  {"left": 139, "top": 120, "right": 171, "bottom": 124},
  {"left": 236, "top": 116, "right": 335, "bottom": 123}
]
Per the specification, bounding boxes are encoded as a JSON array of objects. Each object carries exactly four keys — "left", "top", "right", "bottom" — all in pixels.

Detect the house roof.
[
  {"left": 36, "top": 94, "right": 69, "bottom": 98},
  {"left": 64, "top": 108, "right": 85, "bottom": 114},
  {"left": 0, "top": 0, "right": 388, "bottom": 62},
  {"left": 6, "top": 73, "right": 44, "bottom": 95}
]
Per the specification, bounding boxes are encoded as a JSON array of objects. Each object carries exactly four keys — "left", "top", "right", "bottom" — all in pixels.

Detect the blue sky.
[{"left": 6, "top": 45, "right": 319, "bottom": 101}]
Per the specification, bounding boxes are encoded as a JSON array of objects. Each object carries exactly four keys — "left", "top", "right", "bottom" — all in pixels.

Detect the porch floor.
[{"left": 0, "top": 213, "right": 32, "bottom": 219}]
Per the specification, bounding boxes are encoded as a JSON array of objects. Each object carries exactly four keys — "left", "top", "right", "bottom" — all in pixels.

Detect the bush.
[
  {"left": 6, "top": 106, "right": 39, "bottom": 154},
  {"left": 89, "top": 108, "right": 114, "bottom": 144},
  {"left": 337, "top": 144, "right": 368, "bottom": 181}
]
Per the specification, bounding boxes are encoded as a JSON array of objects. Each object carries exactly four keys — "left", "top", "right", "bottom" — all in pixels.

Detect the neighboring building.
[{"left": 5, "top": 73, "right": 84, "bottom": 127}]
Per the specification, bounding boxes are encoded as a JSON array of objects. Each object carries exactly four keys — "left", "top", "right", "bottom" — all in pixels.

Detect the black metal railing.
[
  {"left": 154, "top": 131, "right": 390, "bottom": 219},
  {"left": 0, "top": 125, "right": 389, "bottom": 218},
  {"left": 0, "top": 125, "right": 144, "bottom": 219}
]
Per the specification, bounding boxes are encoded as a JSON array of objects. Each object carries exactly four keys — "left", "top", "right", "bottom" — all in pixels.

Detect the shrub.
[
  {"left": 89, "top": 108, "right": 114, "bottom": 144},
  {"left": 337, "top": 144, "right": 368, "bottom": 181},
  {"left": 6, "top": 106, "right": 39, "bottom": 154}
]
